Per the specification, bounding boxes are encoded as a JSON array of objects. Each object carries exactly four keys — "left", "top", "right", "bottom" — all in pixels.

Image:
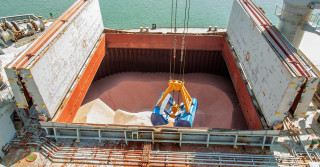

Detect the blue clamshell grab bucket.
[{"left": 151, "top": 93, "right": 198, "bottom": 127}]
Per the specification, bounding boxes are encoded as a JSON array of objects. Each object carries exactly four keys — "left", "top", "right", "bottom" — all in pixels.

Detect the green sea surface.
[{"left": 0, "top": 0, "right": 283, "bottom": 29}]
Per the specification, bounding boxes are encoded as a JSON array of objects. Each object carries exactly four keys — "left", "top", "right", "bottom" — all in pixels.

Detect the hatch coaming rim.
[
  {"left": 103, "top": 28, "right": 227, "bottom": 36},
  {"left": 40, "top": 121, "right": 282, "bottom": 136}
]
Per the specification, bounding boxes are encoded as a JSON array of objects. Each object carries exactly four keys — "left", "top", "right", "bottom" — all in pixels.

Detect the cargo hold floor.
[{"left": 75, "top": 72, "right": 247, "bottom": 129}]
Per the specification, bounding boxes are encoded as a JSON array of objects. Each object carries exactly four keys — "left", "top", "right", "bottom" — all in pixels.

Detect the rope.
[
  {"left": 174, "top": 0, "right": 178, "bottom": 33},
  {"left": 182, "top": 0, "right": 191, "bottom": 81},
  {"left": 172, "top": 0, "right": 178, "bottom": 80},
  {"left": 169, "top": 0, "right": 174, "bottom": 79},
  {"left": 180, "top": 0, "right": 190, "bottom": 82},
  {"left": 171, "top": 0, "right": 174, "bottom": 33}
]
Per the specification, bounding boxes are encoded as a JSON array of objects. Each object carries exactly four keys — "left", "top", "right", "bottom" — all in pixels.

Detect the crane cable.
[
  {"left": 180, "top": 0, "right": 190, "bottom": 82},
  {"left": 173, "top": 0, "right": 178, "bottom": 81},
  {"left": 171, "top": 0, "right": 178, "bottom": 98},
  {"left": 169, "top": 0, "right": 191, "bottom": 105},
  {"left": 178, "top": 0, "right": 190, "bottom": 105},
  {"left": 169, "top": 0, "right": 174, "bottom": 80},
  {"left": 183, "top": 0, "right": 191, "bottom": 81}
]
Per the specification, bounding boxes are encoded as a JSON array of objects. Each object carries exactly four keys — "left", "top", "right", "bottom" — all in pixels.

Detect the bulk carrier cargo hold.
[{"left": 0, "top": 0, "right": 320, "bottom": 166}]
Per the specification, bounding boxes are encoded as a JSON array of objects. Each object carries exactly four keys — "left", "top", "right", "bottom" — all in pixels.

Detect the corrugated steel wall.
[{"left": 93, "top": 48, "right": 229, "bottom": 81}]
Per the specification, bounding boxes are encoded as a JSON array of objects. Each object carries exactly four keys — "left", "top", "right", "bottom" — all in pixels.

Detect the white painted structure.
[
  {"left": 278, "top": 0, "right": 320, "bottom": 48},
  {"left": 0, "top": 104, "right": 16, "bottom": 159},
  {"left": 5, "top": 0, "right": 104, "bottom": 119},
  {"left": 227, "top": 0, "right": 319, "bottom": 126}
]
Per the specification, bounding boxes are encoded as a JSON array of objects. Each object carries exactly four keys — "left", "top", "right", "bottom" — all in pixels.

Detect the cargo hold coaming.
[{"left": 4, "top": 0, "right": 319, "bottom": 132}]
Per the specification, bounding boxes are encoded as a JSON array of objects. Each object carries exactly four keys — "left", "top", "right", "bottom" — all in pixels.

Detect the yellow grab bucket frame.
[{"left": 156, "top": 80, "right": 193, "bottom": 113}]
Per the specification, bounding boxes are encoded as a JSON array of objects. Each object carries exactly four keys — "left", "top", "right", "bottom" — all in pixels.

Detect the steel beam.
[{"left": 41, "top": 122, "right": 281, "bottom": 148}]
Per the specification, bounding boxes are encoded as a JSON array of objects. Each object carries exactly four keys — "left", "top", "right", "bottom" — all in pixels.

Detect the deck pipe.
[
  {"left": 11, "top": 137, "right": 306, "bottom": 166},
  {"left": 36, "top": 144, "right": 307, "bottom": 166}
]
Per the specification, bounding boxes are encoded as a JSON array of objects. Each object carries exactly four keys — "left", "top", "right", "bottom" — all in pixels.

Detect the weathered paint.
[
  {"left": 15, "top": 0, "right": 104, "bottom": 119},
  {"left": 294, "top": 77, "right": 320, "bottom": 117},
  {"left": 237, "top": 0, "right": 319, "bottom": 119},
  {"left": 105, "top": 33, "right": 224, "bottom": 51},
  {"left": 222, "top": 39, "right": 263, "bottom": 129},
  {"left": 12, "top": 0, "right": 86, "bottom": 69},
  {"left": 238, "top": 0, "right": 311, "bottom": 78},
  {"left": 54, "top": 34, "right": 106, "bottom": 122},
  {"left": 3, "top": 69, "right": 28, "bottom": 108},
  {"left": 16, "top": 69, "right": 48, "bottom": 116},
  {"left": 227, "top": 0, "right": 311, "bottom": 126},
  {"left": 4, "top": 1, "right": 101, "bottom": 111}
]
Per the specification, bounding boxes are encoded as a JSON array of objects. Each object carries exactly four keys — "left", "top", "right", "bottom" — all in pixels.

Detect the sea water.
[{"left": 0, "top": 0, "right": 282, "bottom": 29}]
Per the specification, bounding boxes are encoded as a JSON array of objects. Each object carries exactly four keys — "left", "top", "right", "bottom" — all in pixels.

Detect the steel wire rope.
[
  {"left": 169, "top": 0, "right": 174, "bottom": 80},
  {"left": 183, "top": 0, "right": 191, "bottom": 82},
  {"left": 169, "top": 0, "right": 191, "bottom": 106},
  {"left": 180, "top": 0, "right": 190, "bottom": 82},
  {"left": 179, "top": 0, "right": 187, "bottom": 80},
  {"left": 177, "top": 0, "right": 189, "bottom": 105},
  {"left": 172, "top": 0, "right": 178, "bottom": 99},
  {"left": 173, "top": 0, "right": 178, "bottom": 80}
]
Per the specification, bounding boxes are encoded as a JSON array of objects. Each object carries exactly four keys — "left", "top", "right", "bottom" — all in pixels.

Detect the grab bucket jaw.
[
  {"left": 151, "top": 93, "right": 174, "bottom": 126},
  {"left": 174, "top": 98, "right": 198, "bottom": 127}
]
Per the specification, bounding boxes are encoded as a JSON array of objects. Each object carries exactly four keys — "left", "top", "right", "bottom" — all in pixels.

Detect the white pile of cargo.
[{"left": 73, "top": 99, "right": 154, "bottom": 126}]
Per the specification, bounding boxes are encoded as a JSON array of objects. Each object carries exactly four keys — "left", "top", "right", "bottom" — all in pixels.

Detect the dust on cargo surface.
[{"left": 76, "top": 72, "right": 247, "bottom": 129}]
